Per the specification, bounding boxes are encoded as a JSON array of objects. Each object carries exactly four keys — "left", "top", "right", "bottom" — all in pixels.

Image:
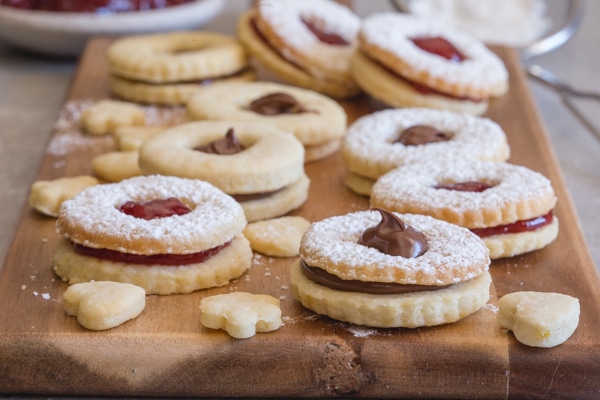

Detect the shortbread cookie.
[
  {"left": 187, "top": 81, "right": 347, "bottom": 162},
  {"left": 29, "top": 175, "right": 99, "bottom": 217},
  {"left": 237, "top": 0, "right": 361, "bottom": 99},
  {"left": 91, "top": 151, "right": 143, "bottom": 182},
  {"left": 290, "top": 209, "right": 491, "bottom": 328},
  {"left": 243, "top": 216, "right": 311, "bottom": 257},
  {"left": 107, "top": 31, "right": 253, "bottom": 105},
  {"left": 54, "top": 175, "right": 251, "bottom": 295},
  {"left": 341, "top": 108, "right": 510, "bottom": 195},
  {"left": 352, "top": 13, "right": 509, "bottom": 114},
  {"left": 80, "top": 99, "right": 145, "bottom": 136},
  {"left": 63, "top": 281, "right": 145, "bottom": 331},
  {"left": 113, "top": 125, "right": 168, "bottom": 151},
  {"left": 200, "top": 292, "right": 282, "bottom": 339},
  {"left": 138, "top": 121, "right": 309, "bottom": 222},
  {"left": 497, "top": 291, "right": 580, "bottom": 348},
  {"left": 371, "top": 159, "right": 558, "bottom": 259}
]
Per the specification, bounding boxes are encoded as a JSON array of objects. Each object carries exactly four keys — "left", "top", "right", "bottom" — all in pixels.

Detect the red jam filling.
[
  {"left": 301, "top": 17, "right": 348, "bottom": 45},
  {"left": 72, "top": 241, "right": 229, "bottom": 266},
  {"left": 0, "top": 0, "right": 194, "bottom": 13},
  {"left": 434, "top": 181, "right": 493, "bottom": 192},
  {"left": 119, "top": 197, "right": 191, "bottom": 220},
  {"left": 471, "top": 211, "right": 554, "bottom": 238},
  {"left": 410, "top": 36, "right": 466, "bottom": 62}
]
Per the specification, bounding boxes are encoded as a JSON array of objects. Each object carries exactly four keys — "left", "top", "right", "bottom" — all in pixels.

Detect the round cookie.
[
  {"left": 352, "top": 13, "right": 509, "bottom": 114},
  {"left": 236, "top": 0, "right": 361, "bottom": 99},
  {"left": 107, "top": 31, "right": 254, "bottom": 105},
  {"left": 187, "top": 81, "right": 347, "bottom": 162},
  {"left": 370, "top": 159, "right": 559, "bottom": 259},
  {"left": 54, "top": 175, "right": 251, "bottom": 295},
  {"left": 290, "top": 210, "right": 491, "bottom": 328},
  {"left": 341, "top": 108, "right": 510, "bottom": 196},
  {"left": 138, "top": 121, "right": 309, "bottom": 222}
]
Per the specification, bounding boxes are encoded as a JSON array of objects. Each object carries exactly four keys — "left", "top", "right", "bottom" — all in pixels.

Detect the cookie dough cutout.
[
  {"left": 200, "top": 292, "right": 282, "bottom": 339},
  {"left": 243, "top": 216, "right": 311, "bottom": 257},
  {"left": 29, "top": 176, "right": 99, "bottom": 217},
  {"left": 113, "top": 125, "right": 168, "bottom": 151},
  {"left": 497, "top": 291, "right": 580, "bottom": 348},
  {"left": 63, "top": 281, "right": 146, "bottom": 331},
  {"left": 91, "top": 151, "right": 143, "bottom": 182},
  {"left": 80, "top": 99, "right": 145, "bottom": 136}
]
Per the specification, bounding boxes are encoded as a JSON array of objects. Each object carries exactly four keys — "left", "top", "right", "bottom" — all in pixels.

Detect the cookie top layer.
[
  {"left": 300, "top": 211, "right": 490, "bottom": 286},
  {"left": 107, "top": 31, "right": 248, "bottom": 83},
  {"left": 371, "top": 159, "right": 557, "bottom": 229},
  {"left": 57, "top": 175, "right": 246, "bottom": 255},
  {"left": 187, "top": 81, "right": 347, "bottom": 146},
  {"left": 341, "top": 108, "right": 510, "bottom": 179},
  {"left": 255, "top": 0, "right": 360, "bottom": 82},
  {"left": 358, "top": 13, "right": 508, "bottom": 99}
]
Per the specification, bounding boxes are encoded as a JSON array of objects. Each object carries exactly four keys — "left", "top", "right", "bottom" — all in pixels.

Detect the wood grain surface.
[{"left": 1, "top": 38, "right": 599, "bottom": 399}]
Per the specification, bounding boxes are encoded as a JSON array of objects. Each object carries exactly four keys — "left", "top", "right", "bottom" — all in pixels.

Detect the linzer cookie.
[
  {"left": 341, "top": 108, "right": 510, "bottom": 196},
  {"left": 352, "top": 13, "right": 509, "bottom": 115},
  {"left": 237, "top": 0, "right": 361, "bottom": 99},
  {"left": 187, "top": 81, "right": 347, "bottom": 162},
  {"left": 53, "top": 175, "right": 252, "bottom": 295},
  {"left": 370, "top": 159, "right": 559, "bottom": 259},
  {"left": 290, "top": 209, "right": 492, "bottom": 328},
  {"left": 107, "top": 31, "right": 254, "bottom": 105},
  {"left": 138, "top": 121, "right": 309, "bottom": 222}
]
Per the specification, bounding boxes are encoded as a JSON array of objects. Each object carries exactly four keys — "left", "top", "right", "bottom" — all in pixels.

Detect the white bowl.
[{"left": 0, "top": 0, "right": 226, "bottom": 57}]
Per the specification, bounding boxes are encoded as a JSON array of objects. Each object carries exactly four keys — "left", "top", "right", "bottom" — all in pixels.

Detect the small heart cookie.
[
  {"left": 497, "top": 291, "right": 580, "bottom": 348},
  {"left": 200, "top": 292, "right": 282, "bottom": 339},
  {"left": 80, "top": 99, "right": 145, "bottom": 136},
  {"left": 243, "top": 216, "right": 311, "bottom": 257},
  {"left": 63, "top": 281, "right": 146, "bottom": 330}
]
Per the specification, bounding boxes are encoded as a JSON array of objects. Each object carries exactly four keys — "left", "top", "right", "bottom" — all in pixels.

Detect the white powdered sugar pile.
[{"left": 403, "top": 0, "right": 550, "bottom": 47}]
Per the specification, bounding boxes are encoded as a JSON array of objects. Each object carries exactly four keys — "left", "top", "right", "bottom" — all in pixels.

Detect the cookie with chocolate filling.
[
  {"left": 236, "top": 0, "right": 361, "bottom": 99},
  {"left": 290, "top": 209, "right": 492, "bottom": 328},
  {"left": 138, "top": 121, "right": 309, "bottom": 222},
  {"left": 370, "top": 159, "right": 559, "bottom": 259},
  {"left": 341, "top": 108, "right": 510, "bottom": 196},
  {"left": 53, "top": 175, "right": 252, "bottom": 295},
  {"left": 351, "top": 13, "right": 509, "bottom": 115},
  {"left": 187, "top": 81, "right": 347, "bottom": 162},
  {"left": 107, "top": 31, "right": 255, "bottom": 105}
]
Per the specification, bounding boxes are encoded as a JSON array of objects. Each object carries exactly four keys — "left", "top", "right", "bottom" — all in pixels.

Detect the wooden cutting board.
[{"left": 1, "top": 38, "right": 599, "bottom": 399}]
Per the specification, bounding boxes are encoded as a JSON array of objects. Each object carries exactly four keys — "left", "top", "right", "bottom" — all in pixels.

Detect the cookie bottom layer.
[
  {"left": 53, "top": 234, "right": 252, "bottom": 295},
  {"left": 483, "top": 217, "right": 559, "bottom": 259},
  {"left": 351, "top": 50, "right": 488, "bottom": 115},
  {"left": 290, "top": 260, "right": 491, "bottom": 328},
  {"left": 241, "top": 174, "right": 310, "bottom": 222}
]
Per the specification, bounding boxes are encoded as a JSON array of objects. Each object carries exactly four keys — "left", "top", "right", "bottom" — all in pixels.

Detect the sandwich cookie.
[
  {"left": 53, "top": 175, "right": 252, "bottom": 295},
  {"left": 290, "top": 209, "right": 491, "bottom": 328},
  {"left": 107, "top": 31, "right": 254, "bottom": 105},
  {"left": 237, "top": 0, "right": 361, "bottom": 99},
  {"left": 352, "top": 13, "right": 509, "bottom": 115}
]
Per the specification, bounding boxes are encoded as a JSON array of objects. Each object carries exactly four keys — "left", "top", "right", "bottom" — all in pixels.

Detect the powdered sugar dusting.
[
  {"left": 360, "top": 13, "right": 508, "bottom": 93},
  {"left": 371, "top": 159, "right": 556, "bottom": 221},
  {"left": 300, "top": 210, "right": 489, "bottom": 285},
  {"left": 57, "top": 175, "right": 245, "bottom": 254},
  {"left": 341, "top": 108, "right": 509, "bottom": 179}
]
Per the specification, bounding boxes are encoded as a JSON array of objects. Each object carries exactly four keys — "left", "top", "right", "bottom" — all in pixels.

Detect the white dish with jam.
[{"left": 0, "top": 0, "right": 226, "bottom": 57}]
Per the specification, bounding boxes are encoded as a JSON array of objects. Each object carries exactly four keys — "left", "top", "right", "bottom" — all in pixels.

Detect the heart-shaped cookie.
[
  {"left": 497, "top": 291, "right": 580, "bottom": 348},
  {"left": 200, "top": 292, "right": 282, "bottom": 339},
  {"left": 63, "top": 281, "right": 146, "bottom": 330}
]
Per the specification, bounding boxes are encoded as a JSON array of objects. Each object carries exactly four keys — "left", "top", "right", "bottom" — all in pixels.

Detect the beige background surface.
[{"left": 0, "top": 0, "right": 598, "bottom": 274}]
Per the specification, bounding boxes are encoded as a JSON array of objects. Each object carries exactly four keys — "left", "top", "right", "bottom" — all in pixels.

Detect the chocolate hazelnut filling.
[
  {"left": 248, "top": 92, "right": 311, "bottom": 115},
  {"left": 195, "top": 128, "right": 245, "bottom": 155},
  {"left": 395, "top": 125, "right": 450, "bottom": 146}
]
